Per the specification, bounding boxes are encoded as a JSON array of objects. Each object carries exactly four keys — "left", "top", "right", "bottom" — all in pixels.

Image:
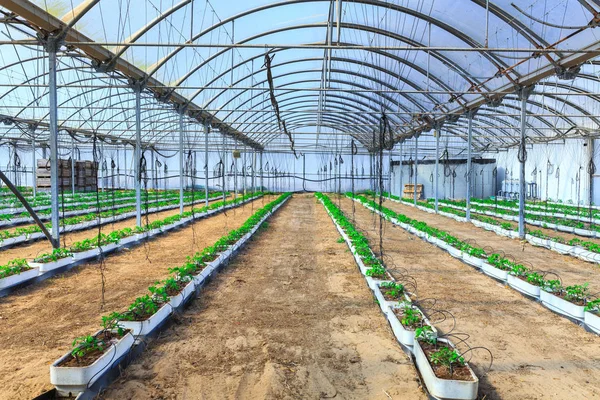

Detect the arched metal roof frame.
[{"left": 171, "top": 21, "right": 490, "bottom": 105}]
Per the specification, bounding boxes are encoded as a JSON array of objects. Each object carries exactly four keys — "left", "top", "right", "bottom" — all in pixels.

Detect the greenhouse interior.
[{"left": 0, "top": 0, "right": 599, "bottom": 399}]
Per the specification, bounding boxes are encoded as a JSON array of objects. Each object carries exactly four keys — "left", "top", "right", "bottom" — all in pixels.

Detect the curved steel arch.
[{"left": 145, "top": 0, "right": 515, "bottom": 80}]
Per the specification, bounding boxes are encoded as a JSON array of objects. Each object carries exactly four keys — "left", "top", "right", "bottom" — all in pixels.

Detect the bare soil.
[
  {"left": 0, "top": 196, "right": 233, "bottom": 266},
  {"left": 338, "top": 195, "right": 600, "bottom": 399},
  {"left": 0, "top": 196, "right": 272, "bottom": 399},
  {"left": 382, "top": 198, "right": 600, "bottom": 292},
  {"left": 100, "top": 194, "right": 425, "bottom": 400}
]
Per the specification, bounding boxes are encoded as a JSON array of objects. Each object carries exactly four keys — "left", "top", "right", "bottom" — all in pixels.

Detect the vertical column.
[
  {"left": 517, "top": 86, "right": 533, "bottom": 239},
  {"left": 434, "top": 125, "right": 441, "bottom": 213},
  {"left": 31, "top": 126, "right": 37, "bottom": 199},
  {"left": 252, "top": 150, "right": 256, "bottom": 194},
  {"left": 47, "top": 37, "right": 60, "bottom": 247},
  {"left": 134, "top": 82, "right": 142, "bottom": 227},
  {"left": 466, "top": 111, "right": 474, "bottom": 221},
  {"left": 388, "top": 151, "right": 392, "bottom": 199},
  {"left": 414, "top": 136, "right": 418, "bottom": 205},
  {"left": 222, "top": 133, "right": 227, "bottom": 203},
  {"left": 179, "top": 110, "right": 185, "bottom": 215},
  {"left": 123, "top": 143, "right": 128, "bottom": 190},
  {"left": 260, "top": 152, "right": 264, "bottom": 191},
  {"left": 233, "top": 147, "right": 238, "bottom": 200},
  {"left": 399, "top": 140, "right": 403, "bottom": 199},
  {"left": 204, "top": 122, "right": 209, "bottom": 207},
  {"left": 242, "top": 146, "right": 247, "bottom": 196},
  {"left": 71, "top": 136, "right": 75, "bottom": 195}
]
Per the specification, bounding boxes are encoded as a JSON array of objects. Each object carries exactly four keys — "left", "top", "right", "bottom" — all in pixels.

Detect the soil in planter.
[
  {"left": 60, "top": 331, "right": 128, "bottom": 367},
  {"left": 122, "top": 302, "right": 167, "bottom": 322},
  {"left": 552, "top": 291, "right": 585, "bottom": 307},
  {"left": 380, "top": 286, "right": 405, "bottom": 301},
  {"left": 392, "top": 308, "right": 421, "bottom": 330},
  {"left": 419, "top": 341, "right": 474, "bottom": 381}
]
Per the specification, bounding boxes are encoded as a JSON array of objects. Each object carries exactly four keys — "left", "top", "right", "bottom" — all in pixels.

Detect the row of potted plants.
[
  {"left": 0, "top": 192, "right": 225, "bottom": 247},
  {"left": 431, "top": 198, "right": 600, "bottom": 237},
  {"left": 0, "top": 190, "right": 215, "bottom": 225},
  {"left": 472, "top": 197, "right": 600, "bottom": 217},
  {"left": 0, "top": 193, "right": 265, "bottom": 292},
  {"left": 50, "top": 192, "right": 291, "bottom": 396},
  {"left": 386, "top": 193, "right": 600, "bottom": 265},
  {"left": 351, "top": 193, "right": 600, "bottom": 334},
  {"left": 316, "top": 192, "right": 479, "bottom": 400}
]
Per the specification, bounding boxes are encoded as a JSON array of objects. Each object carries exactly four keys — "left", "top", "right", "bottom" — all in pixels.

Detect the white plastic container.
[
  {"left": 413, "top": 338, "right": 479, "bottom": 400},
  {"left": 550, "top": 241, "right": 572, "bottom": 255},
  {"left": 387, "top": 305, "right": 435, "bottom": 349},
  {"left": 584, "top": 311, "right": 600, "bottom": 334},
  {"left": 446, "top": 246, "right": 462, "bottom": 259},
  {"left": 119, "top": 303, "right": 172, "bottom": 337},
  {"left": 540, "top": 290, "right": 585, "bottom": 320},
  {"left": 30, "top": 256, "right": 73, "bottom": 273},
  {"left": 480, "top": 262, "right": 508, "bottom": 282},
  {"left": 168, "top": 280, "right": 196, "bottom": 308},
  {"left": 0, "top": 267, "right": 40, "bottom": 290},
  {"left": 72, "top": 248, "right": 100, "bottom": 261},
  {"left": 50, "top": 330, "right": 134, "bottom": 396},
  {"left": 462, "top": 254, "right": 483, "bottom": 268},
  {"left": 507, "top": 275, "right": 540, "bottom": 298}
]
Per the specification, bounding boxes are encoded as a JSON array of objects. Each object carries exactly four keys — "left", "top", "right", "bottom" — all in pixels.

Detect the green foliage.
[
  {"left": 71, "top": 335, "right": 105, "bottom": 360},
  {"left": 564, "top": 283, "right": 589, "bottom": 303},
  {"left": 0, "top": 258, "right": 30, "bottom": 279},
  {"left": 415, "top": 325, "right": 437, "bottom": 345},
  {"left": 430, "top": 346, "right": 466, "bottom": 373}
]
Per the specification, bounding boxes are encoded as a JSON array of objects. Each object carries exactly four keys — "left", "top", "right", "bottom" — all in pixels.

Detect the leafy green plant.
[
  {"left": 0, "top": 258, "right": 31, "bottom": 279},
  {"left": 542, "top": 279, "right": 562, "bottom": 293},
  {"left": 585, "top": 299, "right": 600, "bottom": 314},
  {"left": 415, "top": 325, "right": 437, "bottom": 344},
  {"left": 563, "top": 283, "right": 589, "bottom": 303},
  {"left": 430, "top": 346, "right": 466, "bottom": 376},
  {"left": 380, "top": 281, "right": 404, "bottom": 299},
  {"left": 400, "top": 306, "right": 421, "bottom": 328},
  {"left": 526, "top": 272, "right": 544, "bottom": 287},
  {"left": 71, "top": 335, "right": 105, "bottom": 361}
]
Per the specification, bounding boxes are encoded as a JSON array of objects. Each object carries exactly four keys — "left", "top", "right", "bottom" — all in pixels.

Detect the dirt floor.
[
  {"left": 100, "top": 194, "right": 425, "bottom": 400},
  {"left": 0, "top": 196, "right": 272, "bottom": 399},
  {"left": 379, "top": 198, "right": 600, "bottom": 292},
  {"left": 0, "top": 195, "right": 233, "bottom": 265},
  {"left": 340, "top": 195, "right": 600, "bottom": 399}
]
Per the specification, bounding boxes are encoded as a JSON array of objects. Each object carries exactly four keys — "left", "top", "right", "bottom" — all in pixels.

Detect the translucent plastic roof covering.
[{"left": 1, "top": 0, "right": 600, "bottom": 155}]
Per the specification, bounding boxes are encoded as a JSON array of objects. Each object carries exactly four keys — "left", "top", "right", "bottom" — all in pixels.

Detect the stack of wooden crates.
[
  {"left": 36, "top": 159, "right": 98, "bottom": 192},
  {"left": 403, "top": 183, "right": 423, "bottom": 199}
]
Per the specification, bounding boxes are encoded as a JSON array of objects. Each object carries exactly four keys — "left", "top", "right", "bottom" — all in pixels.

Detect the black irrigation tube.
[
  {"left": 0, "top": 195, "right": 263, "bottom": 298},
  {"left": 33, "top": 194, "right": 290, "bottom": 400}
]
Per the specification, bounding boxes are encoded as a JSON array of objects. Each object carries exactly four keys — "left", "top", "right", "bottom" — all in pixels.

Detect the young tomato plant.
[
  {"left": 430, "top": 346, "right": 466, "bottom": 377},
  {"left": 71, "top": 335, "right": 105, "bottom": 362}
]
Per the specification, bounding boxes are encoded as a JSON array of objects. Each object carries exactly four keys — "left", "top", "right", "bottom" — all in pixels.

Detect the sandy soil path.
[{"left": 101, "top": 194, "right": 425, "bottom": 400}]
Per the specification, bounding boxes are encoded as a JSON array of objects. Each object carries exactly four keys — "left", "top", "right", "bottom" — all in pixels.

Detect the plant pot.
[
  {"left": 119, "top": 303, "right": 172, "bottom": 337},
  {"left": 99, "top": 243, "right": 119, "bottom": 254},
  {"left": 168, "top": 280, "right": 196, "bottom": 308},
  {"left": 119, "top": 235, "right": 140, "bottom": 246},
  {"left": 584, "top": 311, "right": 600, "bottom": 334},
  {"left": 480, "top": 262, "right": 508, "bottom": 282},
  {"left": 526, "top": 235, "right": 549, "bottom": 248},
  {"left": 0, "top": 267, "right": 39, "bottom": 290},
  {"left": 50, "top": 330, "right": 134, "bottom": 396},
  {"left": 446, "top": 246, "right": 462, "bottom": 259},
  {"left": 507, "top": 275, "right": 540, "bottom": 298},
  {"left": 462, "top": 254, "right": 483, "bottom": 268},
  {"left": 387, "top": 305, "right": 436, "bottom": 349},
  {"left": 550, "top": 241, "right": 572, "bottom": 255},
  {"left": 471, "top": 220, "right": 485, "bottom": 228},
  {"left": 540, "top": 290, "right": 585, "bottom": 320},
  {"left": 72, "top": 248, "right": 100, "bottom": 261},
  {"left": 30, "top": 256, "right": 73, "bottom": 273},
  {"left": 413, "top": 338, "right": 479, "bottom": 400},
  {"left": 574, "top": 228, "right": 592, "bottom": 237}
]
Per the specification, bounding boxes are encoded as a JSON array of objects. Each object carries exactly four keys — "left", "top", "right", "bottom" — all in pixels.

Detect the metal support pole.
[
  {"left": 134, "top": 83, "right": 142, "bottom": 227},
  {"left": 414, "top": 136, "right": 418, "bottom": 205},
  {"left": 252, "top": 150, "right": 256, "bottom": 194},
  {"left": 399, "top": 141, "right": 403, "bottom": 199},
  {"left": 124, "top": 143, "right": 128, "bottom": 190},
  {"left": 31, "top": 127, "right": 36, "bottom": 199},
  {"left": 388, "top": 151, "right": 392, "bottom": 199},
  {"left": 435, "top": 127, "right": 441, "bottom": 213},
  {"left": 47, "top": 37, "right": 60, "bottom": 247},
  {"left": 222, "top": 133, "right": 227, "bottom": 203},
  {"left": 242, "top": 146, "right": 247, "bottom": 196},
  {"left": 71, "top": 136, "right": 75, "bottom": 195},
  {"left": 233, "top": 148, "right": 238, "bottom": 200},
  {"left": 518, "top": 86, "right": 533, "bottom": 239},
  {"left": 179, "top": 111, "right": 185, "bottom": 215},
  {"left": 260, "top": 152, "right": 264, "bottom": 191},
  {"left": 204, "top": 122, "right": 209, "bottom": 206},
  {"left": 466, "top": 111, "right": 474, "bottom": 221},
  {"left": 303, "top": 154, "right": 306, "bottom": 191}
]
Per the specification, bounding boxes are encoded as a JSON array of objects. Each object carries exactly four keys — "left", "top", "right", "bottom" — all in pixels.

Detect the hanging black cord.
[
  {"left": 351, "top": 140, "right": 357, "bottom": 221},
  {"left": 139, "top": 152, "right": 151, "bottom": 262},
  {"left": 110, "top": 159, "right": 116, "bottom": 228},
  {"left": 60, "top": 157, "right": 68, "bottom": 248},
  {"left": 92, "top": 134, "right": 107, "bottom": 309}
]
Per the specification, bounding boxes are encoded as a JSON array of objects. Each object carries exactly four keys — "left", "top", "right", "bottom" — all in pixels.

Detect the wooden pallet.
[{"left": 403, "top": 183, "right": 423, "bottom": 199}]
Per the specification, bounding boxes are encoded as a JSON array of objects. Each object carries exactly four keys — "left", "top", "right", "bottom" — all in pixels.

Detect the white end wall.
[{"left": 486, "top": 138, "right": 594, "bottom": 205}]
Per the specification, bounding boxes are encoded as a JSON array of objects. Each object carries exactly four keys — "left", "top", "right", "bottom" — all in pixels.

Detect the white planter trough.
[
  {"left": 99, "top": 243, "right": 119, "bottom": 254},
  {"left": 50, "top": 330, "right": 134, "bottom": 396},
  {"left": 550, "top": 241, "right": 572, "bottom": 255},
  {"left": 446, "top": 245, "right": 462, "bottom": 259},
  {"left": 584, "top": 311, "right": 600, "bottom": 334},
  {"left": 119, "top": 303, "right": 172, "bottom": 337},
  {"left": 507, "top": 275, "right": 540, "bottom": 298},
  {"left": 119, "top": 235, "right": 140, "bottom": 246},
  {"left": 413, "top": 338, "right": 479, "bottom": 400},
  {"left": 574, "top": 228, "right": 592, "bottom": 237},
  {"left": 30, "top": 256, "right": 73, "bottom": 273},
  {"left": 72, "top": 248, "right": 100, "bottom": 261},
  {"left": 462, "top": 254, "right": 483, "bottom": 268},
  {"left": 527, "top": 235, "right": 549, "bottom": 248},
  {"left": 387, "top": 305, "right": 435, "bottom": 349},
  {"left": 480, "top": 262, "right": 508, "bottom": 282},
  {"left": 168, "top": 280, "right": 196, "bottom": 308},
  {"left": 540, "top": 291, "right": 585, "bottom": 320},
  {"left": 0, "top": 267, "right": 40, "bottom": 290}
]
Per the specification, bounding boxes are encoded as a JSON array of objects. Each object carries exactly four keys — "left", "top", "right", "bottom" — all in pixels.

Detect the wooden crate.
[{"left": 403, "top": 184, "right": 424, "bottom": 199}]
